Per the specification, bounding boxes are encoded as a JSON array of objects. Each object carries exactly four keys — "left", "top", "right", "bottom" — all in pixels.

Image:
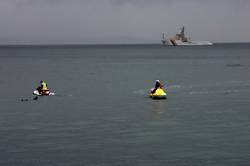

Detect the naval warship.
[{"left": 162, "top": 26, "right": 212, "bottom": 46}]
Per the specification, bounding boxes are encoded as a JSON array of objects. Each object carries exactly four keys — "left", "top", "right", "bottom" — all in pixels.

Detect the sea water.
[{"left": 0, "top": 44, "right": 250, "bottom": 166}]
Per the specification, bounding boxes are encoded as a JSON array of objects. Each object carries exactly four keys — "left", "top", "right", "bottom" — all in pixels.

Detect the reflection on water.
[{"left": 151, "top": 100, "right": 166, "bottom": 119}]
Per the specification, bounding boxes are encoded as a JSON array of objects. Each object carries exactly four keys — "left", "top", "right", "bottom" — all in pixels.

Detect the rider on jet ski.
[
  {"left": 151, "top": 80, "right": 163, "bottom": 94},
  {"left": 36, "top": 80, "right": 48, "bottom": 94}
]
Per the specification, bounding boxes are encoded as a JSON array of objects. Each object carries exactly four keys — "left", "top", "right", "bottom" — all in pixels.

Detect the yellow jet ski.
[{"left": 149, "top": 88, "right": 167, "bottom": 100}]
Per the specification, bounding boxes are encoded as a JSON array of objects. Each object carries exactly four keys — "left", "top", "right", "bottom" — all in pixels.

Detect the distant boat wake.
[
  {"left": 167, "top": 80, "right": 250, "bottom": 95},
  {"left": 133, "top": 89, "right": 147, "bottom": 95}
]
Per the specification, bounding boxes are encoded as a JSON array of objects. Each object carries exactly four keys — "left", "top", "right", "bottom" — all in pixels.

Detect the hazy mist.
[{"left": 0, "top": 0, "right": 249, "bottom": 44}]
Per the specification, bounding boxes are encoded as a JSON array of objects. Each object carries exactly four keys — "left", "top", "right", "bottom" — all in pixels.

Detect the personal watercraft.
[
  {"left": 33, "top": 90, "right": 55, "bottom": 96},
  {"left": 149, "top": 88, "right": 167, "bottom": 100}
]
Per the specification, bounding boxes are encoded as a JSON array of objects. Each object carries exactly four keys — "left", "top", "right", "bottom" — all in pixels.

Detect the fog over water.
[{"left": 0, "top": 0, "right": 250, "bottom": 44}]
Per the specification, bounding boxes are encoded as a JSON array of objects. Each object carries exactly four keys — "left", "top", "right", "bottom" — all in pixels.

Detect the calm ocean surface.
[{"left": 0, "top": 44, "right": 250, "bottom": 166}]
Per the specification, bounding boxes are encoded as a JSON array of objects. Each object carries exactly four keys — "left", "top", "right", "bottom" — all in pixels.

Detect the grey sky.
[{"left": 0, "top": 0, "right": 249, "bottom": 44}]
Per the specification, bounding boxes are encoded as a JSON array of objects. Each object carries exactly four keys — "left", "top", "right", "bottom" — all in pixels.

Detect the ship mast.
[
  {"left": 180, "top": 26, "right": 188, "bottom": 42},
  {"left": 161, "top": 33, "right": 167, "bottom": 44}
]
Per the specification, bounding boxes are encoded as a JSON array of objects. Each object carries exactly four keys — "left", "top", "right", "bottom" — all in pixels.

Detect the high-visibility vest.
[{"left": 41, "top": 82, "right": 48, "bottom": 91}]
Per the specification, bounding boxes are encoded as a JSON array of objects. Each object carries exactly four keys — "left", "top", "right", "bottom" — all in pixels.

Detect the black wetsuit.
[
  {"left": 152, "top": 82, "right": 162, "bottom": 93},
  {"left": 36, "top": 86, "right": 42, "bottom": 93}
]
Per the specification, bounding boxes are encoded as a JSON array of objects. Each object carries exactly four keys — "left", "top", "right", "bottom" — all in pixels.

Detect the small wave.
[
  {"left": 226, "top": 63, "right": 242, "bottom": 67},
  {"left": 189, "top": 91, "right": 210, "bottom": 95},
  {"left": 53, "top": 93, "right": 73, "bottom": 97}
]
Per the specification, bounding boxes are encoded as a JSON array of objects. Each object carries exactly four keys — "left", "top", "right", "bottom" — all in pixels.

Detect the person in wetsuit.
[{"left": 151, "top": 80, "right": 163, "bottom": 94}]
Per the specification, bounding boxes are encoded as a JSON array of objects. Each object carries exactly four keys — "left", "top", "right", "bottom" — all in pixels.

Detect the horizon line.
[{"left": 0, "top": 42, "right": 250, "bottom": 47}]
